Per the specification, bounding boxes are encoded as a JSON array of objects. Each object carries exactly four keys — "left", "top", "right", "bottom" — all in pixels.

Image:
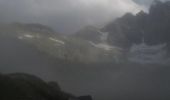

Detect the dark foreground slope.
[
  {"left": 0, "top": 73, "right": 75, "bottom": 100},
  {"left": 1, "top": 65, "right": 169, "bottom": 100}
]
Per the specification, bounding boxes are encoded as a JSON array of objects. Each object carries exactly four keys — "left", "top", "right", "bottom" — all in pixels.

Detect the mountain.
[
  {"left": 105, "top": 0, "right": 170, "bottom": 47},
  {"left": 0, "top": 23, "right": 123, "bottom": 63},
  {"left": 1, "top": 0, "right": 170, "bottom": 64},
  {"left": 72, "top": 0, "right": 170, "bottom": 64},
  {"left": 99, "top": 0, "right": 170, "bottom": 64},
  {"left": 73, "top": 25, "right": 124, "bottom": 62}
]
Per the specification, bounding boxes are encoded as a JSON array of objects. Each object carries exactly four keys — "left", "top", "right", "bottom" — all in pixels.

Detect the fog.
[
  {"left": 0, "top": 34, "right": 170, "bottom": 100},
  {"left": 0, "top": 0, "right": 146, "bottom": 33},
  {"left": 1, "top": 0, "right": 169, "bottom": 33},
  {"left": 0, "top": 0, "right": 170, "bottom": 100}
]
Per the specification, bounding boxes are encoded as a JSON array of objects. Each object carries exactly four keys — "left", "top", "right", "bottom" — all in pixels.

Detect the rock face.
[
  {"left": 0, "top": 73, "right": 75, "bottom": 100},
  {"left": 73, "top": 1, "right": 170, "bottom": 64},
  {"left": 101, "top": 0, "right": 170, "bottom": 64},
  {"left": 103, "top": 0, "right": 170, "bottom": 48},
  {"left": 73, "top": 26, "right": 124, "bottom": 62}
]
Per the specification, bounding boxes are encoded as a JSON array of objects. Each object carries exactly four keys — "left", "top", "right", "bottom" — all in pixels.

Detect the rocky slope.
[
  {"left": 0, "top": 73, "right": 77, "bottom": 100},
  {"left": 0, "top": 23, "right": 123, "bottom": 63},
  {"left": 103, "top": 1, "right": 170, "bottom": 48},
  {"left": 72, "top": 1, "right": 170, "bottom": 64},
  {"left": 100, "top": 0, "right": 170, "bottom": 64}
]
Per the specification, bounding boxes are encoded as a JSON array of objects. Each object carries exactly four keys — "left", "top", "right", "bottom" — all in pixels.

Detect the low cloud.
[
  {"left": 0, "top": 0, "right": 145, "bottom": 33},
  {"left": 133, "top": 0, "right": 170, "bottom": 8}
]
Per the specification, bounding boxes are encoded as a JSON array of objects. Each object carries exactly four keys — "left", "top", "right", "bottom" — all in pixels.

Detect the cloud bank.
[
  {"left": 0, "top": 0, "right": 146, "bottom": 33},
  {"left": 133, "top": 0, "right": 170, "bottom": 8}
]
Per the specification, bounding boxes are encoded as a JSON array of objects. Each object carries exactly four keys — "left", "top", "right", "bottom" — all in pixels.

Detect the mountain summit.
[{"left": 100, "top": 0, "right": 170, "bottom": 64}]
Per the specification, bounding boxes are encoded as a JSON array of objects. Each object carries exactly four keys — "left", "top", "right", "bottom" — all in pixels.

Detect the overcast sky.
[{"left": 0, "top": 0, "right": 166, "bottom": 34}]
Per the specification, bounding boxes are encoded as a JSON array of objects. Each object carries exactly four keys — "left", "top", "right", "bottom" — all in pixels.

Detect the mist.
[
  {"left": 0, "top": 0, "right": 170, "bottom": 100},
  {"left": 0, "top": 33, "right": 170, "bottom": 100},
  {"left": 0, "top": 0, "right": 146, "bottom": 33}
]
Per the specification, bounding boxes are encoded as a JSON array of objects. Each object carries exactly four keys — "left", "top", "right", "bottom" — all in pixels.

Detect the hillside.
[
  {"left": 0, "top": 23, "right": 123, "bottom": 63},
  {"left": 100, "top": 0, "right": 170, "bottom": 64}
]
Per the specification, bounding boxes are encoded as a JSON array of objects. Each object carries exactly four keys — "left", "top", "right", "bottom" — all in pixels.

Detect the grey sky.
[
  {"left": 0, "top": 0, "right": 149, "bottom": 33},
  {"left": 133, "top": 0, "right": 170, "bottom": 8}
]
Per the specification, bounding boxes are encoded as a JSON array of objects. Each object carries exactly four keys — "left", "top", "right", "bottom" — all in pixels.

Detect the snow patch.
[
  {"left": 89, "top": 30, "right": 122, "bottom": 51},
  {"left": 49, "top": 37, "right": 65, "bottom": 45},
  {"left": 18, "top": 34, "right": 35, "bottom": 40},
  {"left": 24, "top": 34, "right": 34, "bottom": 38},
  {"left": 128, "top": 41, "right": 168, "bottom": 64},
  {"left": 89, "top": 41, "right": 122, "bottom": 51}
]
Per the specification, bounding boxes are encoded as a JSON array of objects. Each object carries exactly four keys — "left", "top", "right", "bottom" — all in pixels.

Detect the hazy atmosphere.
[
  {"left": 0, "top": 0, "right": 148, "bottom": 33},
  {"left": 0, "top": 0, "right": 170, "bottom": 100}
]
